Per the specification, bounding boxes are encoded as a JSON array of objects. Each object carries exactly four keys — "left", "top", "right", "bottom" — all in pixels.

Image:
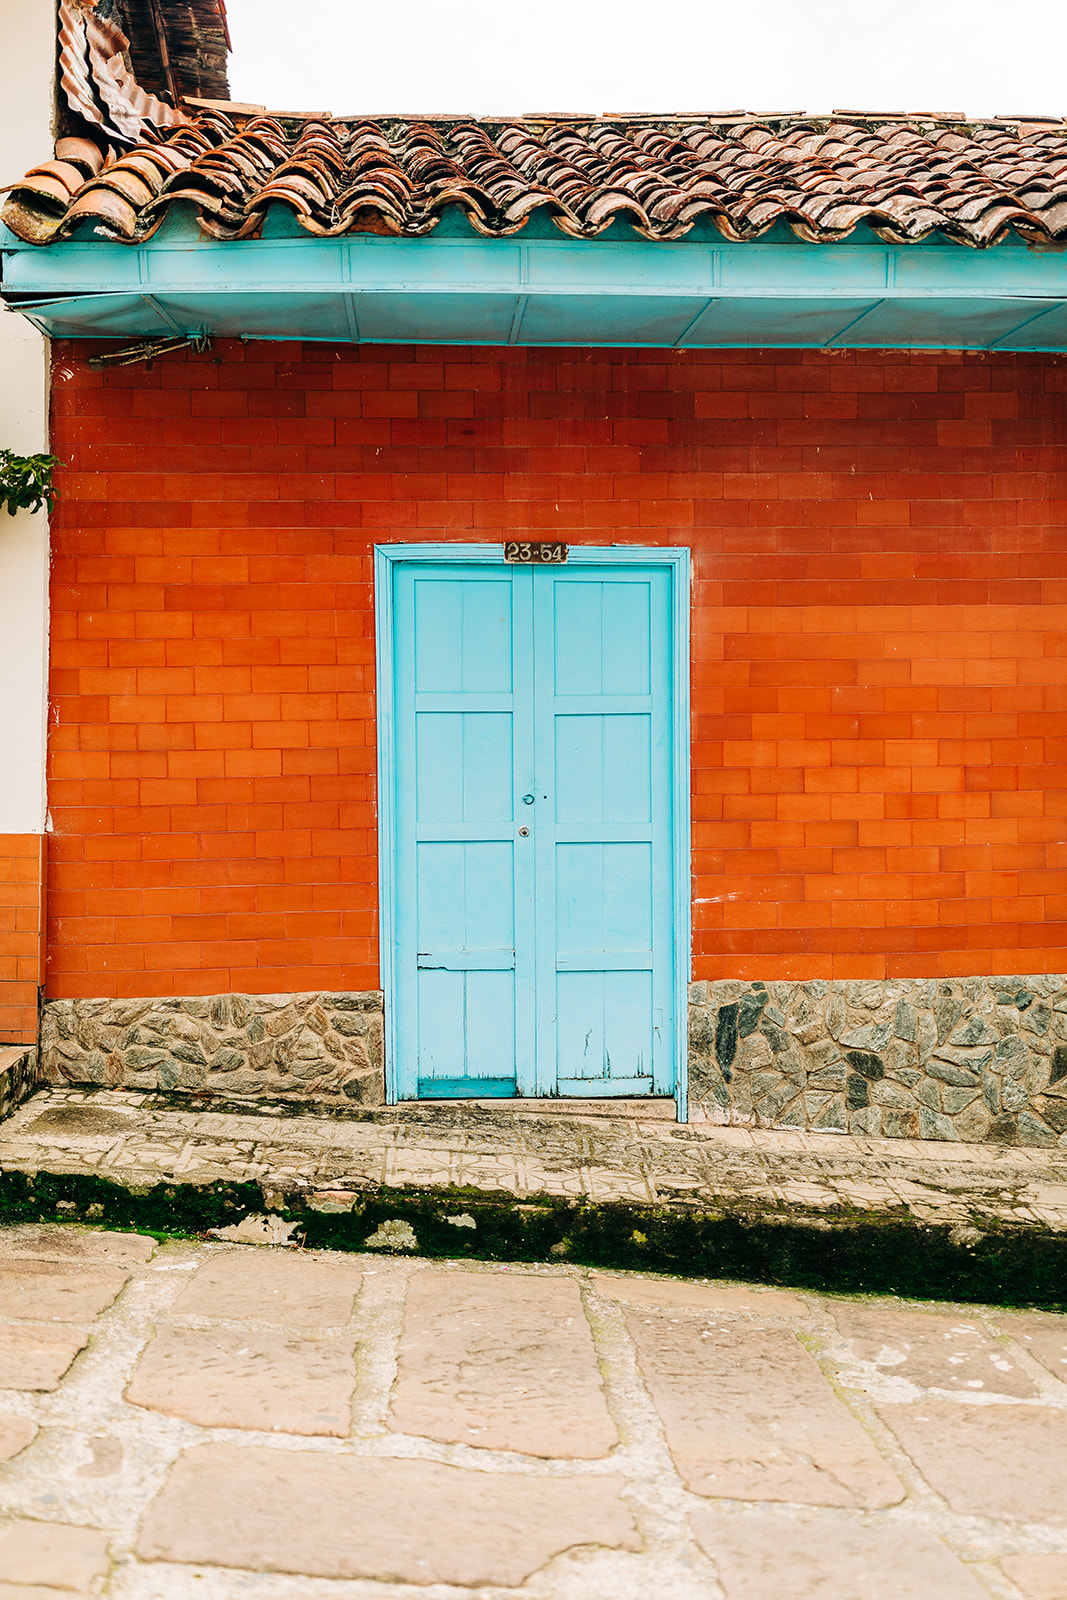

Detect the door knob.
[{"left": 522, "top": 793, "right": 535, "bottom": 804}]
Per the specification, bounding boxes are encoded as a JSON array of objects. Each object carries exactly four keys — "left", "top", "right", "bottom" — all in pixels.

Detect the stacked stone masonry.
[
  {"left": 39, "top": 992, "right": 384, "bottom": 1107},
  {"left": 690, "top": 975, "right": 1067, "bottom": 1147}
]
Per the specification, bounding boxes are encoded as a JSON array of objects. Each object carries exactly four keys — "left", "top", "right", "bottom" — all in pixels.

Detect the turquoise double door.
[{"left": 382, "top": 551, "right": 684, "bottom": 1102}]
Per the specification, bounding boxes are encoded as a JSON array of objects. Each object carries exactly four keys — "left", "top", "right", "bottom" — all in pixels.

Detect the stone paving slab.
[
  {"left": 0, "top": 1586, "right": 83, "bottom": 1599},
  {"left": 389, "top": 1270, "right": 617, "bottom": 1458},
  {"left": 0, "top": 1323, "right": 90, "bottom": 1391},
  {"left": 0, "top": 1517, "right": 110, "bottom": 1590},
  {"left": 0, "top": 1415, "right": 36, "bottom": 1463},
  {"left": 137, "top": 1445, "right": 641, "bottom": 1587},
  {"left": 0, "top": 1230, "right": 153, "bottom": 1267},
  {"left": 828, "top": 1303, "right": 1038, "bottom": 1397},
  {"left": 1, "top": 1223, "right": 1067, "bottom": 1596},
  {"left": 126, "top": 1327, "right": 357, "bottom": 1436},
  {"left": 877, "top": 1401, "right": 1067, "bottom": 1523},
  {"left": 689, "top": 1508, "right": 991, "bottom": 1599},
  {"left": 995, "top": 1314, "right": 1067, "bottom": 1384},
  {"left": 624, "top": 1309, "right": 904, "bottom": 1507},
  {"left": 590, "top": 1272, "right": 810, "bottom": 1320},
  {"left": 1003, "top": 1553, "right": 1067, "bottom": 1598},
  {"left": 0, "top": 1261, "right": 130, "bottom": 1324},
  {"left": 7, "top": 1086, "right": 1067, "bottom": 1234},
  {"left": 169, "top": 1251, "right": 361, "bottom": 1326}
]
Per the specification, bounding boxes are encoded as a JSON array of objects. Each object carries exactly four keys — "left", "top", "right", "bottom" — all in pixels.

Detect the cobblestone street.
[{"left": 1, "top": 1225, "right": 1067, "bottom": 1598}]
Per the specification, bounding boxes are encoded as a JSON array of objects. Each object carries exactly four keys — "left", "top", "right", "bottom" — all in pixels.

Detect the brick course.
[{"left": 47, "top": 340, "right": 1067, "bottom": 998}]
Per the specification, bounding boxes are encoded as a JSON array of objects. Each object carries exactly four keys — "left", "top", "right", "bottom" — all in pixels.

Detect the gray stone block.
[
  {"left": 940, "top": 1086, "right": 980, "bottom": 1115},
  {"left": 883, "top": 1109, "right": 920, "bottom": 1139},
  {"left": 949, "top": 1016, "right": 998, "bottom": 1047},
  {"left": 918, "top": 1108, "right": 958, "bottom": 1142},
  {"left": 1035, "top": 1096, "right": 1067, "bottom": 1134},
  {"left": 812, "top": 1095, "right": 847, "bottom": 1132},
  {"left": 1023, "top": 1002, "right": 1052, "bottom": 1036},
  {"left": 1002, "top": 1076, "right": 1032, "bottom": 1112},
  {"left": 841, "top": 1023, "right": 892, "bottom": 1052},
  {"left": 954, "top": 1101, "right": 992, "bottom": 1142},
  {"left": 893, "top": 999, "right": 917, "bottom": 1041},
  {"left": 1017, "top": 1109, "right": 1058, "bottom": 1147},
  {"left": 927, "top": 1058, "right": 981, "bottom": 1087},
  {"left": 849, "top": 1106, "right": 883, "bottom": 1136},
  {"left": 871, "top": 1080, "right": 917, "bottom": 1110}
]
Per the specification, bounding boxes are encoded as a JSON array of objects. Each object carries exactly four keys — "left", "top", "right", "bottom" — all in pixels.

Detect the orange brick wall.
[
  {"left": 0, "top": 833, "right": 44, "bottom": 1041},
  {"left": 47, "top": 340, "right": 1067, "bottom": 999}
]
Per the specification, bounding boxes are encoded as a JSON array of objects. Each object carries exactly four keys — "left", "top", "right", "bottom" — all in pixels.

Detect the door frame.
[{"left": 374, "top": 542, "right": 691, "bottom": 1116}]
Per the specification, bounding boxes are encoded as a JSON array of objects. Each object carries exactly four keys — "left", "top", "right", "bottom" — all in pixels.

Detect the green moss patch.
[{"left": 2, "top": 1168, "right": 1065, "bottom": 1310}]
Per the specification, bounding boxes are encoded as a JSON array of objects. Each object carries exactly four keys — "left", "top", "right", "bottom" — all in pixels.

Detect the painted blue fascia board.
[
  {"left": 374, "top": 542, "right": 691, "bottom": 1117},
  {"left": 4, "top": 229, "right": 1067, "bottom": 350},
  {"left": 6, "top": 230, "right": 1067, "bottom": 298}
]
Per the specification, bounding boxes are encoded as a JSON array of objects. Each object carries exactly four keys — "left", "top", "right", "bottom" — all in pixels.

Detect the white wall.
[{"left": 0, "top": 1, "right": 55, "bottom": 833}]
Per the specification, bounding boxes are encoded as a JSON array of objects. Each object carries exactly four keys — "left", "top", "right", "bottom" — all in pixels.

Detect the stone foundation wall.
[
  {"left": 689, "top": 977, "right": 1067, "bottom": 1147},
  {"left": 40, "top": 993, "right": 385, "bottom": 1106},
  {"left": 36, "top": 979, "right": 1067, "bottom": 1146}
]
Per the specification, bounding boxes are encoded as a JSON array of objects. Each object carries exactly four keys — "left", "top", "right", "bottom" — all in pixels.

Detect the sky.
[{"left": 224, "top": 0, "right": 1066, "bottom": 122}]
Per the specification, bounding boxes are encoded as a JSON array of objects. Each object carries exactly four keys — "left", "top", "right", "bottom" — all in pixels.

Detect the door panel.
[
  {"left": 415, "top": 968, "right": 516, "bottom": 1095},
  {"left": 415, "top": 713, "right": 513, "bottom": 824},
  {"left": 556, "top": 970, "right": 654, "bottom": 1089},
  {"left": 413, "top": 578, "right": 513, "bottom": 693},
  {"left": 388, "top": 556, "right": 678, "bottom": 1102},
  {"left": 552, "top": 580, "right": 652, "bottom": 696},
  {"left": 555, "top": 843, "right": 652, "bottom": 953},
  {"left": 395, "top": 565, "right": 531, "bottom": 1100},
  {"left": 554, "top": 715, "right": 651, "bottom": 824},
  {"left": 415, "top": 841, "right": 515, "bottom": 952},
  {"left": 537, "top": 568, "right": 672, "bottom": 1097}
]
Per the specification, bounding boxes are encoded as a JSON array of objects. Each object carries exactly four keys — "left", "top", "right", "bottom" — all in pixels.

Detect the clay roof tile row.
[{"left": 4, "top": 110, "right": 1067, "bottom": 248}]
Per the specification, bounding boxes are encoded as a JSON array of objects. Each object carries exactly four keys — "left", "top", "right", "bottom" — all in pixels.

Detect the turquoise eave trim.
[{"left": 3, "top": 219, "right": 1067, "bottom": 350}]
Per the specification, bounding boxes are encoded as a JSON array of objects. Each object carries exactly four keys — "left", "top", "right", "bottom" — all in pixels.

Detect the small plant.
[{"left": 0, "top": 449, "right": 58, "bottom": 516}]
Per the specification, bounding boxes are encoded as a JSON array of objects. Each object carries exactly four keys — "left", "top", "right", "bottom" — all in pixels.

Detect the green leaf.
[{"left": 0, "top": 449, "right": 59, "bottom": 516}]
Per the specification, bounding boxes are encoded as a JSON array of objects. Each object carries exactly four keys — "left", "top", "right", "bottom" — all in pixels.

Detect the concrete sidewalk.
[
  {"left": 1, "top": 1226, "right": 1067, "bottom": 1598},
  {"left": 5, "top": 1085, "right": 1067, "bottom": 1229}
]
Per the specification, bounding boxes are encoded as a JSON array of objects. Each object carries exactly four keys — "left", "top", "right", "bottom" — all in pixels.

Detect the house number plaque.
[{"left": 503, "top": 541, "right": 568, "bottom": 563}]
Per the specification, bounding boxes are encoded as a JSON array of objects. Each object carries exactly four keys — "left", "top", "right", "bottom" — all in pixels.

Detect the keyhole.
[{"left": 518, "top": 826, "right": 530, "bottom": 837}]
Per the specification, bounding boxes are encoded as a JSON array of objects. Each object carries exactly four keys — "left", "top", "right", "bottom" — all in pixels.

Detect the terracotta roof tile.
[
  {"left": 58, "top": 0, "right": 192, "bottom": 145},
  {"left": 5, "top": 110, "right": 1067, "bottom": 248}
]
